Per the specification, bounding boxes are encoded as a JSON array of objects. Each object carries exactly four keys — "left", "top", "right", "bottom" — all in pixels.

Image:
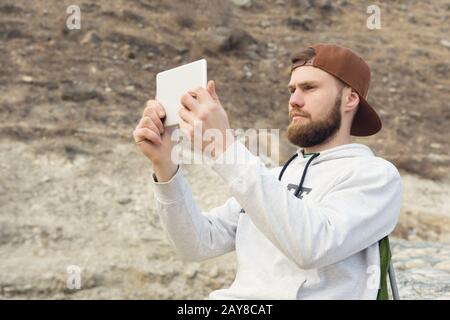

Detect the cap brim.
[{"left": 351, "top": 96, "right": 382, "bottom": 136}]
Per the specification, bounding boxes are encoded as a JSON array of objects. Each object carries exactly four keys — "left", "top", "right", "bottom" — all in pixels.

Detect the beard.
[{"left": 287, "top": 93, "right": 342, "bottom": 148}]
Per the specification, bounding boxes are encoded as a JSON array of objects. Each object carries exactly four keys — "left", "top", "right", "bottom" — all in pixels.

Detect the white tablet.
[{"left": 156, "top": 59, "right": 207, "bottom": 127}]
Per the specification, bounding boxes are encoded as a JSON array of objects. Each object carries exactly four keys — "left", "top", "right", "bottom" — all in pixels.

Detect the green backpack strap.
[{"left": 377, "top": 236, "right": 391, "bottom": 300}]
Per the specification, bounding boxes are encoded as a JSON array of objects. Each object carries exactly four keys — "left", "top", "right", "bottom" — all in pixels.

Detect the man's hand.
[
  {"left": 133, "top": 99, "right": 178, "bottom": 181},
  {"left": 178, "top": 80, "right": 235, "bottom": 159}
]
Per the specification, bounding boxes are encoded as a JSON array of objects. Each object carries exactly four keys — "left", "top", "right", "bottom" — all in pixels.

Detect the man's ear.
[{"left": 343, "top": 88, "right": 359, "bottom": 114}]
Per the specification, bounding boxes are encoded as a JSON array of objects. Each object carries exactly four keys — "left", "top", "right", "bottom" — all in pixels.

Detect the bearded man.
[{"left": 134, "top": 44, "right": 403, "bottom": 300}]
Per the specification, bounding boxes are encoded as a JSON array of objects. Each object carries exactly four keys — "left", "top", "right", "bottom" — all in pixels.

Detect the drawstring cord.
[
  {"left": 278, "top": 153, "right": 298, "bottom": 181},
  {"left": 278, "top": 151, "right": 320, "bottom": 198},
  {"left": 294, "top": 153, "right": 320, "bottom": 197}
]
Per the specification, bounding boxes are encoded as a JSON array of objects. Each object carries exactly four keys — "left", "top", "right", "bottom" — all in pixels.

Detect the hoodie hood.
[
  {"left": 280, "top": 143, "right": 376, "bottom": 199},
  {"left": 295, "top": 143, "right": 375, "bottom": 165}
]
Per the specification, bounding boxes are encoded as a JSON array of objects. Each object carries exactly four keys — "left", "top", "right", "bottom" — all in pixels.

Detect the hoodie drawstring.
[
  {"left": 278, "top": 152, "right": 320, "bottom": 198},
  {"left": 278, "top": 153, "right": 298, "bottom": 181}
]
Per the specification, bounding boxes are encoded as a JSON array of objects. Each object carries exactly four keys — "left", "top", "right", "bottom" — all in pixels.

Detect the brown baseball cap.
[{"left": 291, "top": 43, "right": 382, "bottom": 136}]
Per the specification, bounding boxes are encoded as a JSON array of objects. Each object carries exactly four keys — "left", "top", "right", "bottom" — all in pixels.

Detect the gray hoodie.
[{"left": 151, "top": 141, "right": 402, "bottom": 299}]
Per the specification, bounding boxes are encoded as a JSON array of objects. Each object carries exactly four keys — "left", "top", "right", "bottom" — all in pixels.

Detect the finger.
[
  {"left": 179, "top": 119, "right": 193, "bottom": 140},
  {"left": 134, "top": 127, "right": 162, "bottom": 145},
  {"left": 136, "top": 116, "right": 147, "bottom": 130},
  {"left": 135, "top": 117, "right": 160, "bottom": 138},
  {"left": 178, "top": 107, "right": 197, "bottom": 126},
  {"left": 154, "top": 100, "right": 166, "bottom": 118},
  {"left": 140, "top": 116, "right": 162, "bottom": 136},
  {"left": 144, "top": 99, "right": 166, "bottom": 118},
  {"left": 133, "top": 127, "right": 146, "bottom": 143},
  {"left": 188, "top": 86, "right": 212, "bottom": 103},
  {"left": 207, "top": 80, "right": 219, "bottom": 101},
  {"left": 145, "top": 108, "right": 164, "bottom": 134},
  {"left": 144, "top": 100, "right": 166, "bottom": 119},
  {"left": 136, "top": 115, "right": 157, "bottom": 133},
  {"left": 180, "top": 92, "right": 200, "bottom": 113}
]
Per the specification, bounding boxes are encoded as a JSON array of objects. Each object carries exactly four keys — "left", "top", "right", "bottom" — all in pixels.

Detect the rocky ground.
[{"left": 0, "top": 0, "right": 449, "bottom": 299}]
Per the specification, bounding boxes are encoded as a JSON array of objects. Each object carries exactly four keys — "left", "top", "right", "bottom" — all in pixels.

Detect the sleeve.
[
  {"left": 211, "top": 140, "right": 403, "bottom": 269},
  {"left": 151, "top": 165, "right": 241, "bottom": 262}
]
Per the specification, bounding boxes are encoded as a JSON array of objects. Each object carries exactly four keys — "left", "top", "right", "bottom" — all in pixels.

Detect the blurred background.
[{"left": 0, "top": 0, "right": 449, "bottom": 299}]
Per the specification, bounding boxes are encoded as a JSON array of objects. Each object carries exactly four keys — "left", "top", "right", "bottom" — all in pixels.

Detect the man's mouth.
[{"left": 291, "top": 113, "right": 309, "bottom": 122}]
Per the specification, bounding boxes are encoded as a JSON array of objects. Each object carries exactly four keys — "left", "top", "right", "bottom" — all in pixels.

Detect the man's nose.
[{"left": 289, "top": 90, "right": 305, "bottom": 108}]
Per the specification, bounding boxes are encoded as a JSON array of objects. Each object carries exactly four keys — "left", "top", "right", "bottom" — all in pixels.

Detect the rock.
[
  {"left": 120, "top": 45, "right": 136, "bottom": 60},
  {"left": 106, "top": 32, "right": 161, "bottom": 53},
  {"left": 204, "top": 28, "right": 258, "bottom": 55},
  {"left": 430, "top": 143, "right": 441, "bottom": 149},
  {"left": 40, "top": 176, "right": 51, "bottom": 184},
  {"left": 231, "top": 0, "right": 252, "bottom": 8},
  {"left": 221, "top": 29, "right": 257, "bottom": 52},
  {"left": 0, "top": 4, "right": 26, "bottom": 14},
  {"left": 287, "top": 16, "right": 313, "bottom": 31},
  {"left": 267, "top": 42, "right": 277, "bottom": 53},
  {"left": 434, "top": 261, "right": 450, "bottom": 272},
  {"left": 414, "top": 48, "right": 430, "bottom": 58},
  {"left": 80, "top": 3, "right": 101, "bottom": 13},
  {"left": 21, "top": 76, "right": 34, "bottom": 83},
  {"left": 434, "top": 63, "right": 449, "bottom": 76},
  {"left": 391, "top": 239, "right": 450, "bottom": 299},
  {"left": 243, "top": 65, "right": 252, "bottom": 78},
  {"left": 118, "top": 198, "right": 132, "bottom": 205},
  {"left": 142, "top": 63, "right": 153, "bottom": 70},
  {"left": 81, "top": 31, "right": 102, "bottom": 46},
  {"left": 175, "top": 46, "right": 189, "bottom": 55},
  {"left": 397, "top": 259, "right": 431, "bottom": 270},
  {"left": 319, "top": 0, "right": 334, "bottom": 11},
  {"left": 184, "top": 265, "right": 198, "bottom": 279},
  {"left": 408, "top": 15, "right": 417, "bottom": 24},
  {"left": 61, "top": 84, "right": 103, "bottom": 102},
  {"left": 260, "top": 21, "right": 271, "bottom": 28},
  {"left": 175, "top": 15, "right": 195, "bottom": 28},
  {"left": 208, "top": 266, "right": 220, "bottom": 278},
  {"left": 440, "top": 39, "right": 450, "bottom": 48},
  {"left": 122, "top": 10, "right": 145, "bottom": 24}
]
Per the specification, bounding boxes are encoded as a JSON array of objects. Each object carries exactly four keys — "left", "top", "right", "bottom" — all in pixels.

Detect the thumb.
[{"left": 207, "top": 80, "right": 219, "bottom": 101}]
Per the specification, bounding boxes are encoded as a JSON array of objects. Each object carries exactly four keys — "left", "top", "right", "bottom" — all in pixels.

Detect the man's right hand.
[{"left": 133, "top": 99, "right": 178, "bottom": 181}]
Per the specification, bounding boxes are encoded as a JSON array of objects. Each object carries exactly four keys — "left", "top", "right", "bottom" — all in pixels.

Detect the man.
[{"left": 133, "top": 44, "right": 402, "bottom": 299}]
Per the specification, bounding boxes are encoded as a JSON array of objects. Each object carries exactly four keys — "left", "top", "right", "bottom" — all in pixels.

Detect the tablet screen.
[{"left": 156, "top": 59, "right": 207, "bottom": 127}]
